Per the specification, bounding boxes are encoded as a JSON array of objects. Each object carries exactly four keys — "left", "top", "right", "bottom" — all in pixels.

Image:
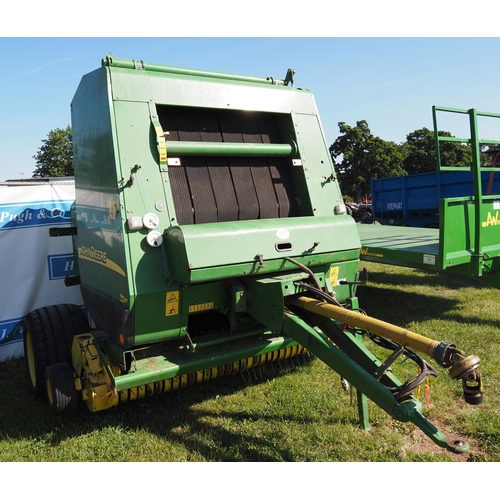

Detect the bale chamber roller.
[{"left": 24, "top": 54, "right": 483, "bottom": 455}]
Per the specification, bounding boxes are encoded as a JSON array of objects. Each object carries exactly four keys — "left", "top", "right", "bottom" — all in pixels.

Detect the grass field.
[{"left": 1, "top": 261, "right": 499, "bottom": 464}]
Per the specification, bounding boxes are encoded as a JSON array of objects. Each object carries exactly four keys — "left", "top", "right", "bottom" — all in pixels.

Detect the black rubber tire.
[
  {"left": 45, "top": 362, "right": 78, "bottom": 414},
  {"left": 23, "top": 304, "right": 90, "bottom": 400}
]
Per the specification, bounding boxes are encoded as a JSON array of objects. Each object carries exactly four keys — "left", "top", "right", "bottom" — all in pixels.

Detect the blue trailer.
[{"left": 371, "top": 169, "right": 500, "bottom": 227}]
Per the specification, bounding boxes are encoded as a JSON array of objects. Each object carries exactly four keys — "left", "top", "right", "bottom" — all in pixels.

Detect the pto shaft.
[
  {"left": 288, "top": 295, "right": 483, "bottom": 404},
  {"left": 289, "top": 296, "right": 442, "bottom": 357}
]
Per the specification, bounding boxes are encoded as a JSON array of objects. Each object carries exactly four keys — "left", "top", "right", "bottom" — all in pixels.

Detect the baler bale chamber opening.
[
  {"left": 157, "top": 105, "right": 302, "bottom": 225},
  {"left": 23, "top": 54, "right": 483, "bottom": 455}
]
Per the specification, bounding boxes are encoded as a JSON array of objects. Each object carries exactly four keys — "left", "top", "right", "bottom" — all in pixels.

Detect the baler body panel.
[
  {"left": 71, "top": 67, "right": 131, "bottom": 314},
  {"left": 71, "top": 61, "right": 358, "bottom": 348},
  {"left": 164, "top": 215, "right": 360, "bottom": 283}
]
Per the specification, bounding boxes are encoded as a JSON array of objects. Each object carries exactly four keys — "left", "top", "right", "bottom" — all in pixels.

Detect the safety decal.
[
  {"left": 329, "top": 266, "right": 339, "bottom": 286},
  {"left": 166, "top": 291, "right": 180, "bottom": 316}
]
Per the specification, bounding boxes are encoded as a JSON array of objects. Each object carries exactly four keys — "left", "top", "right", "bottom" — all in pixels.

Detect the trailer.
[
  {"left": 359, "top": 106, "right": 500, "bottom": 291},
  {"left": 371, "top": 107, "right": 500, "bottom": 228},
  {"left": 371, "top": 169, "right": 500, "bottom": 227},
  {"left": 23, "top": 58, "right": 482, "bottom": 455}
]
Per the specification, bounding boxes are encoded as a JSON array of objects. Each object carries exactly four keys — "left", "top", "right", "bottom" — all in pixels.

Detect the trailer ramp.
[{"left": 358, "top": 224, "right": 440, "bottom": 271}]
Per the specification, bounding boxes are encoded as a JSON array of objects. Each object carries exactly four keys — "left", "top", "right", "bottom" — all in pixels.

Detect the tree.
[
  {"left": 32, "top": 126, "right": 73, "bottom": 178},
  {"left": 403, "top": 127, "right": 473, "bottom": 175},
  {"left": 329, "top": 120, "right": 406, "bottom": 201},
  {"left": 402, "top": 128, "right": 437, "bottom": 174},
  {"left": 330, "top": 118, "right": 500, "bottom": 201}
]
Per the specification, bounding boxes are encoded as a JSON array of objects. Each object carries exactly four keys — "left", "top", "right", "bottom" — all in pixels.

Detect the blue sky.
[{"left": 1, "top": 35, "right": 500, "bottom": 181}]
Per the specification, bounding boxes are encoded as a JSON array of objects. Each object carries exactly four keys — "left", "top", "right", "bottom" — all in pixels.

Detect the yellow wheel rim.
[
  {"left": 46, "top": 377, "right": 54, "bottom": 406},
  {"left": 26, "top": 330, "right": 37, "bottom": 387}
]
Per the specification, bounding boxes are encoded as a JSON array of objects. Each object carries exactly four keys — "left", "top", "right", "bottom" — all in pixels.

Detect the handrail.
[{"left": 102, "top": 53, "right": 291, "bottom": 86}]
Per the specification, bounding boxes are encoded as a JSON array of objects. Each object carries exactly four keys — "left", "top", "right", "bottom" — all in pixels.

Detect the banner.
[{"left": 0, "top": 179, "right": 82, "bottom": 362}]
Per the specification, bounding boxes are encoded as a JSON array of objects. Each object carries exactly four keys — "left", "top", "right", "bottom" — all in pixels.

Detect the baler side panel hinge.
[{"left": 148, "top": 102, "right": 168, "bottom": 171}]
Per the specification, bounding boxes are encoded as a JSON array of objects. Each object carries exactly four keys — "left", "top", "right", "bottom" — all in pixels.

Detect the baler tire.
[
  {"left": 45, "top": 362, "right": 78, "bottom": 414},
  {"left": 23, "top": 304, "right": 90, "bottom": 400}
]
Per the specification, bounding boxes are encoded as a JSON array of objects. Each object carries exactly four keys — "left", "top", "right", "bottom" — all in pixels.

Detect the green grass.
[{"left": 1, "top": 261, "right": 500, "bottom": 462}]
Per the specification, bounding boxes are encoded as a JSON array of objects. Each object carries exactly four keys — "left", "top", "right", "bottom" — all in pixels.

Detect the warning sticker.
[
  {"left": 166, "top": 290, "right": 180, "bottom": 316},
  {"left": 329, "top": 266, "right": 340, "bottom": 286}
]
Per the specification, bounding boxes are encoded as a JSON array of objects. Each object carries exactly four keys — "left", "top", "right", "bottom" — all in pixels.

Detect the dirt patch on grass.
[
  {"left": 434, "top": 289, "right": 456, "bottom": 296},
  {"left": 401, "top": 417, "right": 485, "bottom": 461}
]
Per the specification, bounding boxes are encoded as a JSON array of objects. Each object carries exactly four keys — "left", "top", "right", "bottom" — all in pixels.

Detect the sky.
[{"left": 2, "top": 7, "right": 500, "bottom": 182}]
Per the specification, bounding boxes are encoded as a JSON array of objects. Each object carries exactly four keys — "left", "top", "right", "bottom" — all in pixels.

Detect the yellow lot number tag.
[
  {"left": 189, "top": 302, "right": 214, "bottom": 313},
  {"left": 166, "top": 291, "right": 180, "bottom": 316}
]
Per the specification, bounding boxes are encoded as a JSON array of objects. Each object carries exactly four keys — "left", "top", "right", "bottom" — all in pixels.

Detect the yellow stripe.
[
  {"left": 79, "top": 253, "right": 126, "bottom": 277},
  {"left": 78, "top": 247, "right": 126, "bottom": 276}
]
